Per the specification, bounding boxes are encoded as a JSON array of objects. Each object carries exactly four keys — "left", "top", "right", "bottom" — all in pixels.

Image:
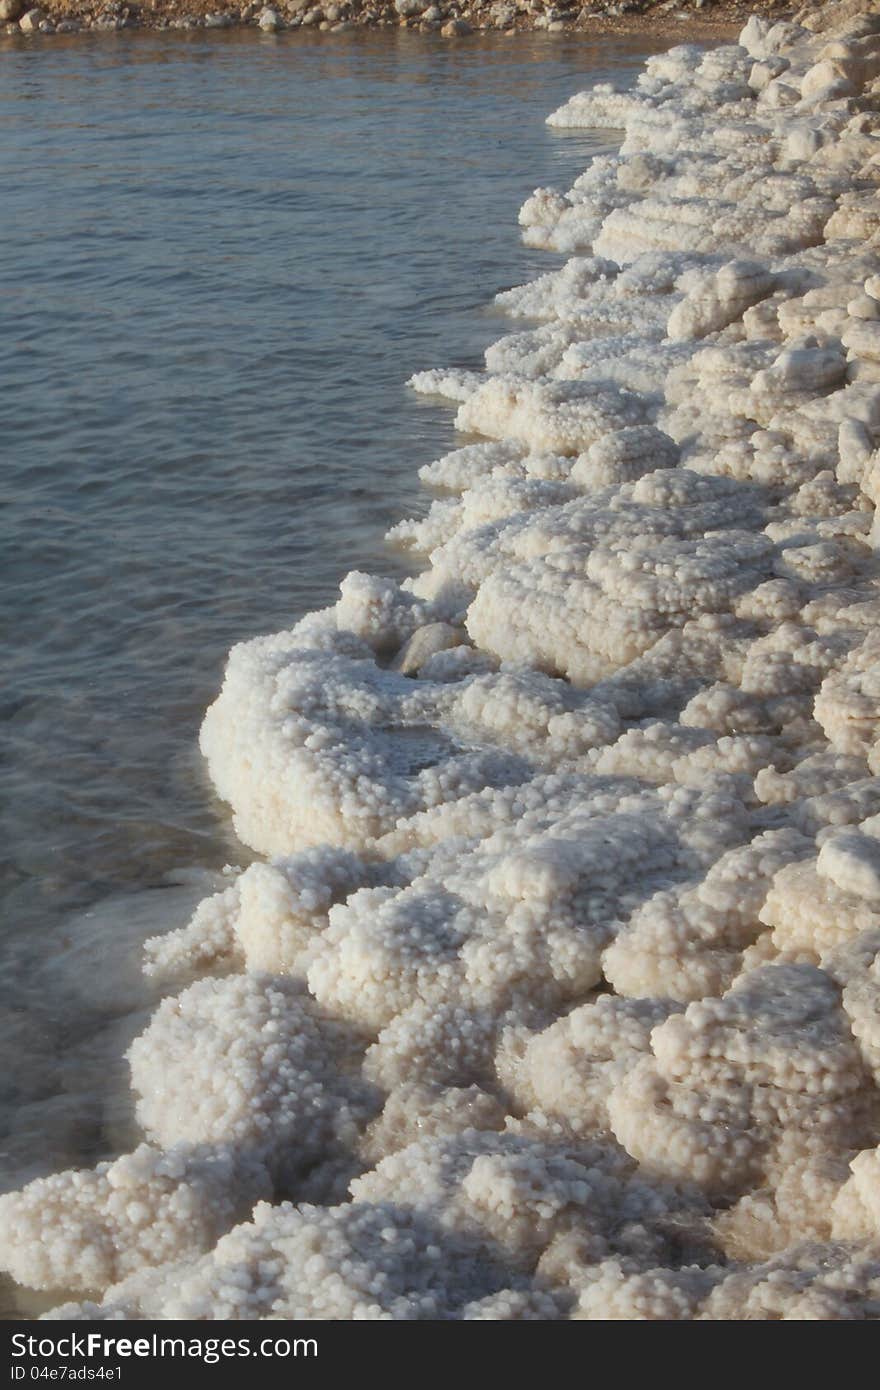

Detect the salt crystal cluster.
[{"left": 7, "top": 0, "right": 880, "bottom": 1321}]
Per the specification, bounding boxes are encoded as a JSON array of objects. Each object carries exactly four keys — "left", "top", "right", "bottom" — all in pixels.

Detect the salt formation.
[{"left": 7, "top": 0, "right": 880, "bottom": 1321}]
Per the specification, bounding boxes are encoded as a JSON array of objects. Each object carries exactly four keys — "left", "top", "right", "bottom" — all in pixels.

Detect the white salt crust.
[{"left": 9, "top": 1, "right": 880, "bottom": 1320}]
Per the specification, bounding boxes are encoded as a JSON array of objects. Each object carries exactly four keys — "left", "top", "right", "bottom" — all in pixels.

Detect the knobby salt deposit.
[{"left": 8, "top": 2, "right": 880, "bottom": 1320}]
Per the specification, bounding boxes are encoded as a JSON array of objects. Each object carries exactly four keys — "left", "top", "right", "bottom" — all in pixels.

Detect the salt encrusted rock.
[
  {"left": 817, "top": 827, "right": 880, "bottom": 900},
  {"left": 760, "top": 857, "right": 880, "bottom": 958},
  {"left": 18, "top": 7, "right": 43, "bottom": 29},
  {"left": 824, "top": 926, "right": 880, "bottom": 1081},
  {"left": 455, "top": 377, "right": 649, "bottom": 455},
  {"left": 607, "top": 963, "right": 877, "bottom": 1196},
  {"left": 0, "top": 1145, "right": 270, "bottom": 1295},
  {"left": 47, "top": 1201, "right": 543, "bottom": 1320},
  {"left": 391, "top": 622, "right": 465, "bottom": 675},
  {"left": 603, "top": 829, "right": 812, "bottom": 1002},
  {"left": 498, "top": 995, "right": 680, "bottom": 1134},
  {"left": 350, "top": 1130, "right": 703, "bottom": 1271},
  {"left": 257, "top": 6, "right": 281, "bottom": 27},
  {"left": 571, "top": 1243, "right": 880, "bottom": 1320},
  {"left": 361, "top": 1082, "right": 507, "bottom": 1161},
  {"left": 127, "top": 974, "right": 377, "bottom": 1176},
  {"left": 667, "top": 261, "right": 778, "bottom": 341}
]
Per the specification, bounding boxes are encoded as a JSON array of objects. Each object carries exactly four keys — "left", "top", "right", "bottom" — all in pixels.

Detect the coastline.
[
  {"left": 5, "top": 0, "right": 880, "bottom": 1322},
  {"left": 2, "top": 0, "right": 772, "bottom": 41}
]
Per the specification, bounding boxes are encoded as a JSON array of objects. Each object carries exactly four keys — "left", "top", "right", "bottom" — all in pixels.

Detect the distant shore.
[{"left": 1, "top": 0, "right": 786, "bottom": 42}]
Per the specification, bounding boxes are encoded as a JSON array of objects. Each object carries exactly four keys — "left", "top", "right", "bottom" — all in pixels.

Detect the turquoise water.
[{"left": 0, "top": 28, "right": 667, "bottom": 1190}]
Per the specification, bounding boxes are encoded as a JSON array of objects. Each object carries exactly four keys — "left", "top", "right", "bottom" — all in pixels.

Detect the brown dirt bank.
[{"left": 1, "top": 0, "right": 791, "bottom": 42}]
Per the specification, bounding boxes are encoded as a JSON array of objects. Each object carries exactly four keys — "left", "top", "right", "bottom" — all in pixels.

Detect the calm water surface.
[{"left": 0, "top": 29, "right": 670, "bottom": 1198}]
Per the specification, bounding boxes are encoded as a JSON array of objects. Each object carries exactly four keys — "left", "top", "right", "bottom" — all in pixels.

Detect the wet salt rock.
[
  {"left": 257, "top": 5, "right": 281, "bottom": 26},
  {"left": 456, "top": 378, "right": 647, "bottom": 455},
  {"left": 22, "top": 7, "right": 880, "bottom": 1321},
  {"left": 391, "top": 623, "right": 465, "bottom": 676},
  {"left": 817, "top": 829, "right": 880, "bottom": 901},
  {"left": 441, "top": 18, "right": 471, "bottom": 34},
  {"left": 18, "top": 7, "right": 43, "bottom": 29},
  {"left": 409, "top": 367, "right": 483, "bottom": 403}
]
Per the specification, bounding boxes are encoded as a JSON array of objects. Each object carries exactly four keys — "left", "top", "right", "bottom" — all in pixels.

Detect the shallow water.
[{"left": 0, "top": 27, "right": 670, "bottom": 1189}]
